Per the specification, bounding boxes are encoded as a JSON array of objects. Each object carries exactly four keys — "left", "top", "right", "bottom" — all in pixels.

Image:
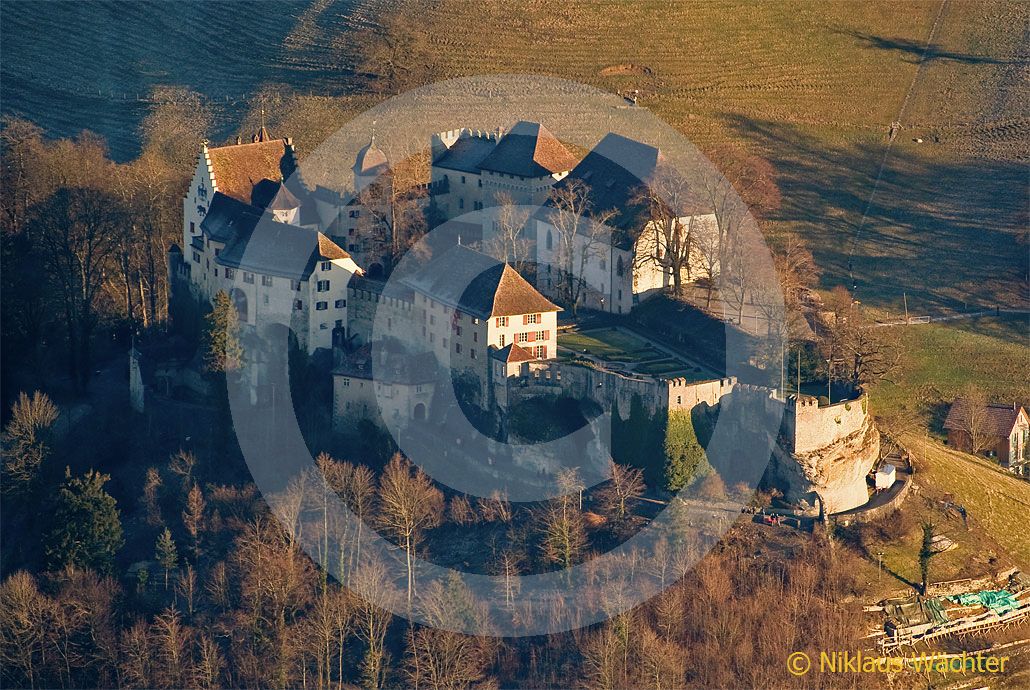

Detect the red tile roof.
[
  {"left": 207, "top": 138, "right": 295, "bottom": 205},
  {"left": 943, "top": 398, "right": 1028, "bottom": 437}
]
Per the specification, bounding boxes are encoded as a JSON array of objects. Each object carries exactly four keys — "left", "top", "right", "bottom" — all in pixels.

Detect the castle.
[{"left": 168, "top": 121, "right": 879, "bottom": 515}]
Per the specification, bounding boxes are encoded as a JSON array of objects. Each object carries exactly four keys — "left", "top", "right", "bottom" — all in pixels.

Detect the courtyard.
[{"left": 557, "top": 326, "right": 718, "bottom": 382}]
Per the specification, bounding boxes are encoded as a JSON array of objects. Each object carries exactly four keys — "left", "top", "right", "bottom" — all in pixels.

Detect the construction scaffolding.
[{"left": 879, "top": 572, "right": 1030, "bottom": 652}]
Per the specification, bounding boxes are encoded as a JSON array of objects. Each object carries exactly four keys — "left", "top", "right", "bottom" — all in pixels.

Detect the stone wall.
[{"left": 785, "top": 395, "right": 868, "bottom": 454}]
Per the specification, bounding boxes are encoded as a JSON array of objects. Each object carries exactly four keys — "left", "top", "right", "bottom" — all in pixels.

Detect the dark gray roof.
[
  {"left": 400, "top": 244, "right": 559, "bottom": 319},
  {"left": 477, "top": 121, "right": 577, "bottom": 178},
  {"left": 333, "top": 346, "right": 439, "bottom": 384},
  {"left": 433, "top": 135, "right": 497, "bottom": 173},
  {"left": 215, "top": 215, "right": 349, "bottom": 281},
  {"left": 200, "top": 192, "right": 262, "bottom": 244},
  {"left": 348, "top": 275, "right": 415, "bottom": 301},
  {"left": 545, "top": 133, "right": 662, "bottom": 245}
]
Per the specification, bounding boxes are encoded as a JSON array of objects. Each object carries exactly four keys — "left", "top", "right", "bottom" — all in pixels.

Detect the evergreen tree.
[
  {"left": 204, "top": 290, "right": 244, "bottom": 374},
  {"left": 44, "top": 468, "right": 124, "bottom": 573},
  {"left": 663, "top": 411, "right": 711, "bottom": 492},
  {"left": 155, "top": 527, "right": 178, "bottom": 589},
  {"left": 918, "top": 522, "right": 937, "bottom": 595}
]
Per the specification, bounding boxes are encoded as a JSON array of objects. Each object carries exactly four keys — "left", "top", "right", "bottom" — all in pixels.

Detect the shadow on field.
[
  {"left": 837, "top": 29, "right": 1026, "bottom": 66},
  {"left": 720, "top": 114, "right": 1028, "bottom": 314}
]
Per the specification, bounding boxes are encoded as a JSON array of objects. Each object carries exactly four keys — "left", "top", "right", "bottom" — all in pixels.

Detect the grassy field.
[
  {"left": 326, "top": 0, "right": 1027, "bottom": 314},
  {"left": 869, "top": 314, "right": 1029, "bottom": 429},
  {"left": 864, "top": 314, "right": 1030, "bottom": 569}
]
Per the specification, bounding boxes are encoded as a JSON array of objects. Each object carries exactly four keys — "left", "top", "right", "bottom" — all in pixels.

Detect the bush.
[{"left": 696, "top": 472, "right": 727, "bottom": 500}]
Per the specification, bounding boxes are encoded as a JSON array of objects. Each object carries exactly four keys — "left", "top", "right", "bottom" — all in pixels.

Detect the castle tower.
[{"left": 353, "top": 125, "right": 389, "bottom": 193}]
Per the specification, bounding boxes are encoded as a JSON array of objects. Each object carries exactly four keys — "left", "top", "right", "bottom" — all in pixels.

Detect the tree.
[
  {"left": 546, "top": 178, "right": 616, "bottom": 316},
  {"left": 44, "top": 468, "right": 124, "bottom": 574},
  {"left": 2, "top": 390, "right": 58, "bottom": 496},
  {"left": 204, "top": 290, "right": 244, "bottom": 373},
  {"left": 633, "top": 162, "right": 703, "bottom": 296},
  {"left": 354, "top": 146, "right": 429, "bottom": 271},
  {"left": 155, "top": 528, "right": 179, "bottom": 590},
  {"left": 819, "top": 286, "right": 902, "bottom": 389},
  {"left": 29, "top": 187, "right": 127, "bottom": 390},
  {"left": 483, "top": 192, "right": 534, "bottom": 275},
  {"left": 663, "top": 412, "right": 710, "bottom": 492},
  {"left": 958, "top": 384, "right": 993, "bottom": 455},
  {"left": 918, "top": 521, "right": 937, "bottom": 595},
  {"left": 376, "top": 454, "right": 444, "bottom": 605},
  {"left": 181, "top": 484, "right": 206, "bottom": 561},
  {"left": 349, "top": 10, "right": 439, "bottom": 94},
  {"left": 537, "top": 469, "right": 587, "bottom": 571},
  {"left": 596, "top": 461, "right": 645, "bottom": 523}
]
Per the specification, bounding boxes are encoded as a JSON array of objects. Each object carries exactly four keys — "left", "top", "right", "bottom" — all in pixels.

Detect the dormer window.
[{"left": 321, "top": 261, "right": 332, "bottom": 271}]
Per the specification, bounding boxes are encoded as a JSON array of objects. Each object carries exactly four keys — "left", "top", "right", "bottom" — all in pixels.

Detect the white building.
[
  {"left": 534, "top": 133, "right": 718, "bottom": 314},
  {"left": 430, "top": 121, "right": 577, "bottom": 221},
  {"left": 176, "top": 128, "right": 361, "bottom": 354}
]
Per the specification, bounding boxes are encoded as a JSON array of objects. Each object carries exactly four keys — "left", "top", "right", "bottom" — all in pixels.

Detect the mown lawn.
[
  {"left": 558, "top": 327, "right": 656, "bottom": 361},
  {"left": 869, "top": 314, "right": 1029, "bottom": 429}
]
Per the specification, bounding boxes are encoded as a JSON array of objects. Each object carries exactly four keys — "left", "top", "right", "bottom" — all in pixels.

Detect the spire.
[
  {"left": 370, "top": 120, "right": 377, "bottom": 148},
  {"left": 253, "top": 104, "right": 270, "bottom": 143}
]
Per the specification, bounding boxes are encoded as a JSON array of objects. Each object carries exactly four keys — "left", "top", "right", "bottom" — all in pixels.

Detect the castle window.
[
  {"left": 243, "top": 272, "right": 254, "bottom": 284},
  {"left": 262, "top": 275, "right": 274, "bottom": 287},
  {"left": 534, "top": 345, "right": 548, "bottom": 358},
  {"left": 321, "top": 261, "right": 332, "bottom": 271},
  {"left": 470, "top": 348, "right": 476, "bottom": 359},
  {"left": 294, "top": 299, "right": 303, "bottom": 310},
  {"left": 349, "top": 209, "right": 359, "bottom": 218},
  {"left": 546, "top": 230, "right": 552, "bottom": 250},
  {"left": 341, "top": 378, "right": 350, "bottom": 387},
  {"left": 192, "top": 251, "right": 200, "bottom": 263},
  {"left": 517, "top": 332, "right": 529, "bottom": 343},
  {"left": 215, "top": 248, "right": 221, "bottom": 257},
  {"left": 458, "top": 198, "right": 464, "bottom": 209},
  {"left": 317, "top": 280, "right": 330, "bottom": 292},
  {"left": 320, "top": 323, "right": 328, "bottom": 330},
  {"left": 473, "top": 332, "right": 478, "bottom": 342},
  {"left": 677, "top": 396, "right": 682, "bottom": 404},
  {"left": 524, "top": 313, "right": 540, "bottom": 325},
  {"left": 616, "top": 256, "right": 625, "bottom": 276},
  {"left": 478, "top": 179, "right": 482, "bottom": 188},
  {"left": 455, "top": 342, "right": 462, "bottom": 354},
  {"left": 499, "top": 334, "right": 505, "bottom": 347},
  {"left": 496, "top": 316, "right": 508, "bottom": 327},
  {"left": 335, "top": 299, "right": 346, "bottom": 308},
  {"left": 537, "top": 330, "right": 548, "bottom": 340},
  {"left": 455, "top": 325, "right": 462, "bottom": 336},
  {"left": 461, "top": 175, "right": 466, "bottom": 184},
  {"left": 190, "top": 221, "right": 195, "bottom": 234},
  {"left": 224, "top": 268, "right": 234, "bottom": 280},
  {"left": 316, "top": 301, "right": 328, "bottom": 311}
]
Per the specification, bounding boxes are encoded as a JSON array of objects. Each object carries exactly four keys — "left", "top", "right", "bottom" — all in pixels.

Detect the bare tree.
[
  {"left": 29, "top": 187, "right": 126, "bottom": 390},
  {"left": 181, "top": 484, "right": 206, "bottom": 561},
  {"left": 2, "top": 391, "right": 58, "bottom": 496},
  {"left": 595, "top": 461, "right": 645, "bottom": 523},
  {"left": 537, "top": 469, "right": 587, "bottom": 571},
  {"left": 352, "top": 557, "right": 395, "bottom": 690},
  {"left": 355, "top": 147, "right": 429, "bottom": 272},
  {"left": 376, "top": 454, "right": 444, "bottom": 605},
  {"left": 633, "top": 163, "right": 704, "bottom": 296},
  {"left": 958, "top": 385, "right": 993, "bottom": 455},
  {"left": 484, "top": 192, "right": 533, "bottom": 275},
  {"left": 546, "top": 179, "right": 615, "bottom": 316}
]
